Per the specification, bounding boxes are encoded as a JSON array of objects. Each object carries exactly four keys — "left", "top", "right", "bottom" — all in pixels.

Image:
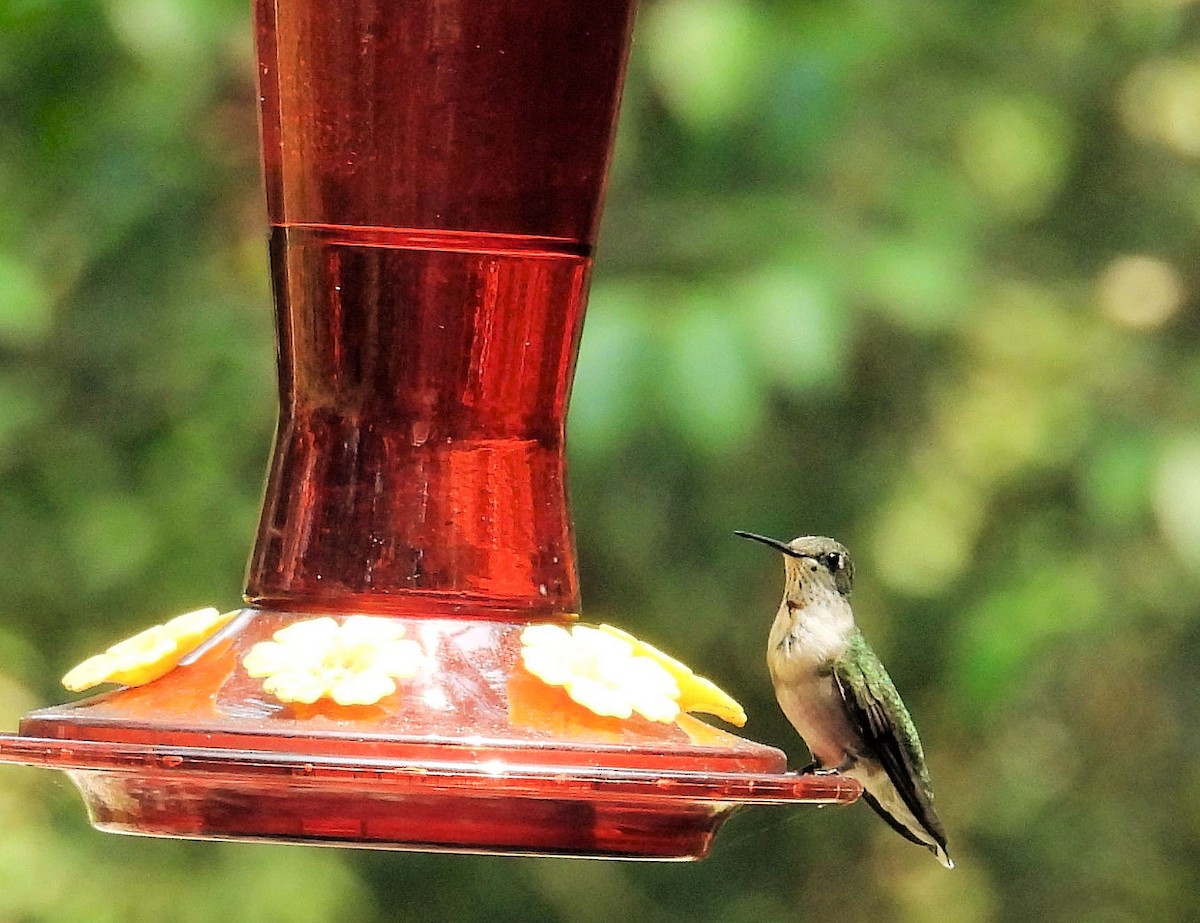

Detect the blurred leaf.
[
  {"left": 958, "top": 94, "right": 1074, "bottom": 219},
  {"left": 661, "top": 300, "right": 765, "bottom": 454},
  {"left": 1153, "top": 433, "right": 1200, "bottom": 572},
  {"left": 0, "top": 255, "right": 52, "bottom": 346},
  {"left": 859, "top": 235, "right": 974, "bottom": 332},
  {"left": 570, "top": 282, "right": 658, "bottom": 457},
  {"left": 738, "top": 266, "right": 850, "bottom": 395},
  {"left": 66, "top": 494, "right": 158, "bottom": 592},
  {"left": 1079, "top": 429, "right": 1156, "bottom": 525},
  {"left": 642, "top": 0, "right": 773, "bottom": 132},
  {"left": 954, "top": 554, "right": 1107, "bottom": 711}
]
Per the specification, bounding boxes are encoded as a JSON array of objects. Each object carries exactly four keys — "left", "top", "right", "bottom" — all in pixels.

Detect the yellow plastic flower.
[
  {"left": 243, "top": 616, "right": 424, "bottom": 706},
  {"left": 598, "top": 624, "right": 747, "bottom": 726},
  {"left": 518, "top": 623, "right": 746, "bottom": 726},
  {"left": 62, "top": 607, "right": 236, "bottom": 692}
]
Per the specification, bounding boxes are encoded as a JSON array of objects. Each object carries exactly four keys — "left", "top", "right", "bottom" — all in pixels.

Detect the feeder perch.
[{"left": 0, "top": 0, "right": 860, "bottom": 858}]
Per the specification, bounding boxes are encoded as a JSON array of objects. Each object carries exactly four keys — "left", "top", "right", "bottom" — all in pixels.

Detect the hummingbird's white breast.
[
  {"left": 766, "top": 567, "right": 861, "bottom": 769},
  {"left": 769, "top": 558, "right": 857, "bottom": 667}
]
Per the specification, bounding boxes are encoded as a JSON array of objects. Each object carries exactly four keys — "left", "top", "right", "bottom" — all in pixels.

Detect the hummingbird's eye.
[{"left": 821, "top": 552, "right": 844, "bottom": 572}]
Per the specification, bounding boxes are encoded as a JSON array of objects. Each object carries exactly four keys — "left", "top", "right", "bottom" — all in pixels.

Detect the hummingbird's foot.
[{"left": 799, "top": 756, "right": 857, "bottom": 776}]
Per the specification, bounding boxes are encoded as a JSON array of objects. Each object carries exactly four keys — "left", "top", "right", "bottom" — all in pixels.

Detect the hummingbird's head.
[{"left": 734, "top": 531, "right": 855, "bottom": 598}]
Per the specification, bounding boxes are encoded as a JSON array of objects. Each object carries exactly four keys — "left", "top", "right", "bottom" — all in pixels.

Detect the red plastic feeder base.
[{"left": 3, "top": 608, "right": 860, "bottom": 859}]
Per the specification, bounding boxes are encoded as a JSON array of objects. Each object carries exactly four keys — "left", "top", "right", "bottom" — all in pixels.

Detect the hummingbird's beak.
[{"left": 733, "top": 530, "right": 804, "bottom": 559}]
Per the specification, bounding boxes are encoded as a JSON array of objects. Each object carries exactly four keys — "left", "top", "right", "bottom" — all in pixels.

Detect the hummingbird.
[{"left": 735, "top": 531, "right": 953, "bottom": 868}]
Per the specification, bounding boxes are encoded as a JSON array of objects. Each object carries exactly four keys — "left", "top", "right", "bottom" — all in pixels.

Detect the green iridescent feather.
[{"left": 833, "top": 631, "right": 946, "bottom": 850}]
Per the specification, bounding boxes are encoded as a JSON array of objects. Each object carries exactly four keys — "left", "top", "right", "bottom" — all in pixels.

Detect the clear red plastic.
[
  {"left": 247, "top": 0, "right": 638, "bottom": 614},
  {"left": 0, "top": 0, "right": 860, "bottom": 858}
]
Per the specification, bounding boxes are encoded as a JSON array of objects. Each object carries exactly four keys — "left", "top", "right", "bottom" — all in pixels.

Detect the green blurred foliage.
[{"left": 2, "top": 0, "right": 1200, "bottom": 919}]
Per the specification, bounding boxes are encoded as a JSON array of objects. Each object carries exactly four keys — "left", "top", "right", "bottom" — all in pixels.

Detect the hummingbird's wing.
[{"left": 832, "top": 632, "right": 948, "bottom": 855}]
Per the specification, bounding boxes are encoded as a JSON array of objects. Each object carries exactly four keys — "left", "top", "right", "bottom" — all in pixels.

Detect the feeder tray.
[
  {"left": 0, "top": 0, "right": 860, "bottom": 858},
  {"left": 2, "top": 609, "right": 858, "bottom": 859}
]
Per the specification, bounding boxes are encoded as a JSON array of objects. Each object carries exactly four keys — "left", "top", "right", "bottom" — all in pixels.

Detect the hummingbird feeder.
[{"left": 0, "top": 0, "right": 859, "bottom": 858}]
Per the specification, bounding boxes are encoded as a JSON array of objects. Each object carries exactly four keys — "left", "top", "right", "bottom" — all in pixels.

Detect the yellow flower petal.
[
  {"left": 264, "top": 671, "right": 328, "bottom": 705},
  {"left": 622, "top": 658, "right": 682, "bottom": 722},
  {"left": 62, "top": 653, "right": 119, "bottom": 693},
  {"left": 598, "top": 623, "right": 747, "bottom": 726},
  {"left": 519, "top": 625, "right": 575, "bottom": 685},
  {"left": 105, "top": 625, "right": 176, "bottom": 666},
  {"left": 106, "top": 659, "right": 181, "bottom": 688},
  {"left": 571, "top": 624, "right": 633, "bottom": 660},
  {"left": 564, "top": 677, "right": 634, "bottom": 719},
  {"left": 245, "top": 616, "right": 423, "bottom": 707},
  {"left": 522, "top": 652, "right": 570, "bottom": 686},
  {"left": 330, "top": 671, "right": 396, "bottom": 706},
  {"left": 626, "top": 656, "right": 680, "bottom": 698},
  {"left": 629, "top": 691, "right": 681, "bottom": 723},
  {"left": 674, "top": 672, "right": 747, "bottom": 727},
  {"left": 61, "top": 606, "right": 233, "bottom": 693},
  {"left": 519, "top": 621, "right": 710, "bottom": 724},
  {"left": 599, "top": 624, "right": 688, "bottom": 674},
  {"left": 162, "top": 607, "right": 236, "bottom": 651},
  {"left": 242, "top": 641, "right": 298, "bottom": 678},
  {"left": 273, "top": 616, "right": 340, "bottom": 647}
]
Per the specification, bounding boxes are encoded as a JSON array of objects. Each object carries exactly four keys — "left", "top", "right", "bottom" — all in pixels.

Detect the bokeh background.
[{"left": 2, "top": 0, "right": 1200, "bottom": 919}]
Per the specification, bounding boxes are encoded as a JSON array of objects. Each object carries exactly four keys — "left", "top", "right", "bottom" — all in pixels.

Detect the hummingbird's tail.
[{"left": 860, "top": 788, "right": 954, "bottom": 869}]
